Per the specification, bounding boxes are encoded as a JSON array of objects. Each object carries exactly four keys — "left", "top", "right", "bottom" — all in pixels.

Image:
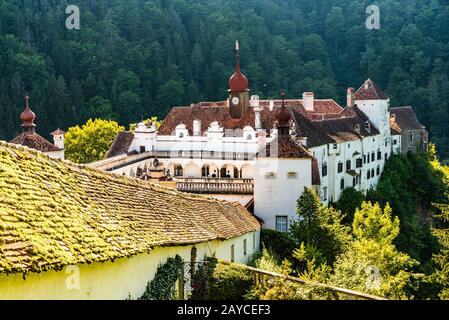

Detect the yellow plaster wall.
[{"left": 0, "top": 231, "right": 259, "bottom": 300}]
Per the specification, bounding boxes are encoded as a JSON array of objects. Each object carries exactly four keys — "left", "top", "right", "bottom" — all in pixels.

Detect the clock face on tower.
[{"left": 232, "top": 97, "right": 240, "bottom": 105}]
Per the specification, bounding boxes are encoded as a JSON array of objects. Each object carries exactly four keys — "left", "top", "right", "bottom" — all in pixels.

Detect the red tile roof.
[
  {"left": 50, "top": 128, "right": 66, "bottom": 136},
  {"left": 10, "top": 132, "right": 59, "bottom": 152},
  {"left": 354, "top": 79, "right": 388, "bottom": 100},
  {"left": 258, "top": 136, "right": 313, "bottom": 159},
  {"left": 157, "top": 99, "right": 343, "bottom": 136}
]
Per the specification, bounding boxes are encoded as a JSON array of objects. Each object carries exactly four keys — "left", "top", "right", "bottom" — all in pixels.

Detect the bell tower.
[{"left": 228, "top": 41, "right": 250, "bottom": 119}]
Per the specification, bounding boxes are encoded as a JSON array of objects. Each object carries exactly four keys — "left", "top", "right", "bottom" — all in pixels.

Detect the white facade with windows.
[{"left": 93, "top": 75, "right": 411, "bottom": 234}]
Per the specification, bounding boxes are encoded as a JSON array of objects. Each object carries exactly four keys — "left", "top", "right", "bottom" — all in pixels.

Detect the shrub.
[
  {"left": 191, "top": 258, "right": 253, "bottom": 300},
  {"left": 140, "top": 255, "right": 184, "bottom": 300},
  {"left": 260, "top": 228, "right": 296, "bottom": 261}
]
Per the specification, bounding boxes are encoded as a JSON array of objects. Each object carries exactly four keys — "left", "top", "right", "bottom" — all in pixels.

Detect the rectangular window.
[
  {"left": 140, "top": 146, "right": 146, "bottom": 153},
  {"left": 333, "top": 144, "right": 338, "bottom": 149},
  {"left": 244, "top": 239, "right": 247, "bottom": 256},
  {"left": 287, "top": 172, "right": 298, "bottom": 179},
  {"left": 367, "top": 171, "right": 371, "bottom": 179},
  {"left": 264, "top": 172, "right": 276, "bottom": 179},
  {"left": 394, "top": 139, "right": 398, "bottom": 145},
  {"left": 371, "top": 169, "right": 375, "bottom": 177},
  {"left": 410, "top": 134, "right": 414, "bottom": 141},
  {"left": 377, "top": 151, "right": 382, "bottom": 160},
  {"left": 338, "top": 162, "right": 343, "bottom": 173},
  {"left": 363, "top": 155, "right": 367, "bottom": 164},
  {"left": 323, "top": 187, "right": 328, "bottom": 202},
  {"left": 276, "top": 216, "right": 288, "bottom": 233},
  {"left": 346, "top": 160, "right": 351, "bottom": 171},
  {"left": 253, "top": 233, "right": 256, "bottom": 250},
  {"left": 377, "top": 166, "right": 380, "bottom": 176},
  {"left": 356, "top": 158, "right": 363, "bottom": 168},
  {"left": 340, "top": 179, "right": 345, "bottom": 190},
  {"left": 322, "top": 164, "right": 328, "bottom": 177},
  {"left": 231, "top": 244, "right": 235, "bottom": 263},
  {"left": 371, "top": 152, "right": 375, "bottom": 162}
]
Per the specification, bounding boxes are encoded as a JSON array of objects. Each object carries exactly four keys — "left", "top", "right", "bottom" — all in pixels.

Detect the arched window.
[
  {"left": 174, "top": 165, "right": 183, "bottom": 177},
  {"left": 247, "top": 134, "right": 252, "bottom": 140},
  {"left": 234, "top": 167, "right": 239, "bottom": 178},
  {"left": 220, "top": 167, "right": 227, "bottom": 178},
  {"left": 201, "top": 165, "right": 210, "bottom": 177}
]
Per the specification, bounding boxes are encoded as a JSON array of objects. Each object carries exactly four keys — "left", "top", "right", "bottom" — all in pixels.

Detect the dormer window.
[
  {"left": 179, "top": 132, "right": 184, "bottom": 138},
  {"left": 365, "top": 121, "right": 371, "bottom": 133}
]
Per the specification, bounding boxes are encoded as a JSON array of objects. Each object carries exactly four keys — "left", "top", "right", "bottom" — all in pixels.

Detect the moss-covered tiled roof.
[{"left": 0, "top": 141, "right": 260, "bottom": 275}]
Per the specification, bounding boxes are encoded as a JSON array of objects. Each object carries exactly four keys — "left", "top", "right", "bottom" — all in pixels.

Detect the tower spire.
[
  {"left": 20, "top": 94, "right": 36, "bottom": 133},
  {"left": 275, "top": 91, "right": 291, "bottom": 136},
  {"left": 235, "top": 40, "right": 241, "bottom": 72}
]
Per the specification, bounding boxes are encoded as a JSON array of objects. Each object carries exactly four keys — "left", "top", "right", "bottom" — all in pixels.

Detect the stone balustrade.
[{"left": 176, "top": 178, "right": 254, "bottom": 194}]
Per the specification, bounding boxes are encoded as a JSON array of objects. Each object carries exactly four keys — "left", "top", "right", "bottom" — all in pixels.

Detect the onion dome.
[
  {"left": 275, "top": 92, "right": 291, "bottom": 128},
  {"left": 229, "top": 41, "right": 249, "bottom": 92},
  {"left": 20, "top": 95, "right": 36, "bottom": 128}
]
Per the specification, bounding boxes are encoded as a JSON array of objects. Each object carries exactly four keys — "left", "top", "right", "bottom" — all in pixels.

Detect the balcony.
[{"left": 176, "top": 178, "right": 254, "bottom": 195}]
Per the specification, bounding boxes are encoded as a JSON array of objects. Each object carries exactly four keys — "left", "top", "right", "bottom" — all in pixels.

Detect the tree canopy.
[
  {"left": 65, "top": 118, "right": 124, "bottom": 163},
  {"left": 1, "top": 0, "right": 449, "bottom": 160}
]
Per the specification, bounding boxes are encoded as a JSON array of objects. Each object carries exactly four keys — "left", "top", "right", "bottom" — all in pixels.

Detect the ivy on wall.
[{"left": 140, "top": 255, "right": 184, "bottom": 300}]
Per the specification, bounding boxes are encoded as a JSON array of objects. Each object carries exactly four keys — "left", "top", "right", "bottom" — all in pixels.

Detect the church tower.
[{"left": 228, "top": 41, "right": 250, "bottom": 119}]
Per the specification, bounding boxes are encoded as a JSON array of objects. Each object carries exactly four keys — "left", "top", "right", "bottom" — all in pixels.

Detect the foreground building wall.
[
  {"left": 0, "top": 231, "right": 259, "bottom": 300},
  {"left": 254, "top": 158, "right": 312, "bottom": 231}
]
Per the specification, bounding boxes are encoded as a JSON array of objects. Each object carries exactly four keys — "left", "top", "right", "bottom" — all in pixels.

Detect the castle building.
[
  {"left": 10, "top": 96, "right": 65, "bottom": 160},
  {"left": 94, "top": 42, "right": 427, "bottom": 232},
  {"left": 390, "top": 106, "right": 429, "bottom": 154}
]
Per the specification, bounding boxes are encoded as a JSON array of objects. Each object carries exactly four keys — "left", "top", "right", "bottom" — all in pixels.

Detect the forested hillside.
[{"left": 1, "top": 0, "right": 449, "bottom": 159}]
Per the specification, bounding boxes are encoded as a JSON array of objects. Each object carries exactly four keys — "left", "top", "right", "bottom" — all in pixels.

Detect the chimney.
[
  {"left": 193, "top": 119, "right": 201, "bottom": 136},
  {"left": 251, "top": 95, "right": 262, "bottom": 130},
  {"left": 303, "top": 92, "right": 314, "bottom": 111},
  {"left": 298, "top": 136, "right": 308, "bottom": 147},
  {"left": 51, "top": 129, "right": 66, "bottom": 150},
  {"left": 250, "top": 95, "right": 260, "bottom": 107},
  {"left": 347, "top": 87, "right": 355, "bottom": 107},
  {"left": 269, "top": 100, "right": 274, "bottom": 111}
]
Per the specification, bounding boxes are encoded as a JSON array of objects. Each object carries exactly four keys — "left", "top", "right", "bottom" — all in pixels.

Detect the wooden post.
[{"left": 178, "top": 268, "right": 185, "bottom": 300}]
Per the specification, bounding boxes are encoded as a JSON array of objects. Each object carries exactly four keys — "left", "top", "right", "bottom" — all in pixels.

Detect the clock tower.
[{"left": 229, "top": 41, "right": 250, "bottom": 119}]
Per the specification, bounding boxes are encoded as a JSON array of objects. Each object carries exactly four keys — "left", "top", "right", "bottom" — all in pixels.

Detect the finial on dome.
[
  {"left": 20, "top": 94, "right": 36, "bottom": 132},
  {"left": 275, "top": 91, "right": 291, "bottom": 135}
]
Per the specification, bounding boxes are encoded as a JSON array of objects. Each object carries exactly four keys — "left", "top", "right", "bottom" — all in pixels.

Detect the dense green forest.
[{"left": 1, "top": 0, "right": 449, "bottom": 159}]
